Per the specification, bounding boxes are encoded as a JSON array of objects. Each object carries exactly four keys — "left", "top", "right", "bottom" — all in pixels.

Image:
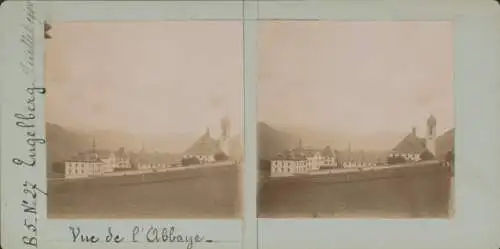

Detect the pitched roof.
[
  {"left": 184, "top": 129, "right": 223, "bottom": 156},
  {"left": 335, "top": 150, "right": 388, "bottom": 164},
  {"left": 291, "top": 145, "right": 334, "bottom": 157},
  {"left": 82, "top": 149, "right": 112, "bottom": 159},
  {"left": 114, "top": 147, "right": 128, "bottom": 159},
  {"left": 273, "top": 145, "right": 335, "bottom": 160},
  {"left": 67, "top": 152, "right": 104, "bottom": 163},
  {"left": 392, "top": 133, "right": 427, "bottom": 154},
  {"left": 131, "top": 151, "right": 175, "bottom": 165},
  {"left": 274, "top": 151, "right": 307, "bottom": 161}
]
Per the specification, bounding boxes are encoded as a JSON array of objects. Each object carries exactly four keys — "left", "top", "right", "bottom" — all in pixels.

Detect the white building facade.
[
  {"left": 64, "top": 143, "right": 132, "bottom": 179},
  {"left": 65, "top": 158, "right": 104, "bottom": 179},
  {"left": 270, "top": 143, "right": 337, "bottom": 177}
]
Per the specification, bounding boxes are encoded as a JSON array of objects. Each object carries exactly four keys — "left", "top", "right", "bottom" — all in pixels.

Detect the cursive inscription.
[
  {"left": 20, "top": 0, "right": 35, "bottom": 76},
  {"left": 21, "top": 180, "right": 46, "bottom": 247},
  {"left": 13, "top": 87, "right": 46, "bottom": 168},
  {"left": 17, "top": 1, "right": 47, "bottom": 248},
  {"left": 69, "top": 226, "right": 208, "bottom": 249}
]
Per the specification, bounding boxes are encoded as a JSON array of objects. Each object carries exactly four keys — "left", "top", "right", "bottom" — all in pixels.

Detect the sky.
[
  {"left": 45, "top": 21, "right": 243, "bottom": 137},
  {"left": 258, "top": 21, "right": 454, "bottom": 137}
]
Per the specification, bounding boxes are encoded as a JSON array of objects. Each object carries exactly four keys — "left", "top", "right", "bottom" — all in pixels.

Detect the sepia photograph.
[
  {"left": 257, "top": 21, "right": 454, "bottom": 218},
  {"left": 45, "top": 21, "right": 243, "bottom": 219}
]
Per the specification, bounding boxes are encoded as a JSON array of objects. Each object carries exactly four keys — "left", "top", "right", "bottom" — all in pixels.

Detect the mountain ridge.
[{"left": 46, "top": 122, "right": 243, "bottom": 172}]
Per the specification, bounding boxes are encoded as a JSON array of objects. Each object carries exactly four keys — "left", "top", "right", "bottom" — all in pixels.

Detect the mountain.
[
  {"left": 46, "top": 123, "right": 91, "bottom": 170},
  {"left": 436, "top": 128, "right": 455, "bottom": 159},
  {"left": 257, "top": 122, "right": 410, "bottom": 162},
  {"left": 272, "top": 125, "right": 405, "bottom": 151},
  {"left": 257, "top": 122, "right": 297, "bottom": 160}
]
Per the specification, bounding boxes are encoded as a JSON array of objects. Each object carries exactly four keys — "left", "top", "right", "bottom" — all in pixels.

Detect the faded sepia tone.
[
  {"left": 45, "top": 21, "right": 243, "bottom": 219},
  {"left": 257, "top": 21, "right": 454, "bottom": 218}
]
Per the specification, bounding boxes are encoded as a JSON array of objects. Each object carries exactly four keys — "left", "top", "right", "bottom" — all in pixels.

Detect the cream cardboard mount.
[{"left": 1, "top": 1, "right": 500, "bottom": 249}]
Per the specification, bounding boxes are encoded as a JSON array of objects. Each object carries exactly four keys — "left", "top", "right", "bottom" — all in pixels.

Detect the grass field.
[
  {"left": 47, "top": 164, "right": 241, "bottom": 219},
  {"left": 258, "top": 163, "right": 453, "bottom": 218}
]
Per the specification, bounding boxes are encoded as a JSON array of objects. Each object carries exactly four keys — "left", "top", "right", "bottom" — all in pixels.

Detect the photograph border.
[
  {"left": 253, "top": 1, "right": 500, "bottom": 249},
  {"left": 0, "top": 1, "right": 249, "bottom": 249}
]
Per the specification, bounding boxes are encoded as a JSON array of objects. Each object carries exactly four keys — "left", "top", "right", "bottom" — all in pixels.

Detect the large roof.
[
  {"left": 392, "top": 132, "right": 427, "bottom": 154},
  {"left": 184, "top": 129, "right": 223, "bottom": 156},
  {"left": 392, "top": 127, "right": 455, "bottom": 156},
  {"left": 67, "top": 152, "right": 104, "bottom": 163},
  {"left": 273, "top": 145, "right": 335, "bottom": 160}
]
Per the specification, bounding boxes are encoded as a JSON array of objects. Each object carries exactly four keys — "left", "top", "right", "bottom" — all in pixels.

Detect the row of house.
[
  {"left": 64, "top": 145, "right": 132, "bottom": 178},
  {"left": 269, "top": 143, "right": 383, "bottom": 177},
  {"left": 269, "top": 115, "right": 454, "bottom": 178},
  {"left": 64, "top": 117, "right": 233, "bottom": 179}
]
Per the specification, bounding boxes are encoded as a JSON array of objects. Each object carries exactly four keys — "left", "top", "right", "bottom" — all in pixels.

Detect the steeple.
[
  {"left": 91, "top": 137, "right": 98, "bottom": 160},
  {"left": 427, "top": 114, "right": 437, "bottom": 127},
  {"left": 92, "top": 137, "right": 96, "bottom": 154},
  {"left": 426, "top": 114, "right": 437, "bottom": 156},
  {"left": 348, "top": 142, "right": 352, "bottom": 161},
  {"left": 220, "top": 116, "right": 230, "bottom": 139},
  {"left": 298, "top": 137, "right": 303, "bottom": 149},
  {"left": 205, "top": 126, "right": 210, "bottom": 136}
]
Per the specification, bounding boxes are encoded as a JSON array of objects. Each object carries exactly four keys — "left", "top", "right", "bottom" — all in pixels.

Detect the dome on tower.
[
  {"left": 220, "top": 116, "right": 230, "bottom": 138},
  {"left": 427, "top": 114, "right": 436, "bottom": 126}
]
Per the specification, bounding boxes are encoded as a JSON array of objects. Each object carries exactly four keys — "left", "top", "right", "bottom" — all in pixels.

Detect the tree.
[
  {"left": 214, "top": 152, "right": 229, "bottom": 162},
  {"left": 445, "top": 150, "right": 454, "bottom": 164},
  {"left": 387, "top": 155, "right": 406, "bottom": 165},
  {"left": 419, "top": 150, "right": 435, "bottom": 161},
  {"left": 52, "top": 161, "right": 65, "bottom": 174},
  {"left": 181, "top": 156, "right": 200, "bottom": 166}
]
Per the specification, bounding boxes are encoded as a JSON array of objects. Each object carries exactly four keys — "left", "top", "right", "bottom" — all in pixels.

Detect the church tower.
[
  {"left": 426, "top": 114, "right": 437, "bottom": 156},
  {"left": 219, "top": 116, "right": 231, "bottom": 155}
]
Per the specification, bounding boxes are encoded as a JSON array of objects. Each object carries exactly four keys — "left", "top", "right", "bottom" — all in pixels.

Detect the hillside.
[
  {"left": 274, "top": 125, "right": 404, "bottom": 150},
  {"left": 257, "top": 122, "right": 297, "bottom": 160},
  {"left": 436, "top": 128, "right": 455, "bottom": 160},
  {"left": 46, "top": 123, "right": 92, "bottom": 169}
]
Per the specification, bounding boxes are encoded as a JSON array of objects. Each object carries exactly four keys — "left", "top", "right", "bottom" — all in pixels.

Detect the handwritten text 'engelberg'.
[{"left": 16, "top": 1, "right": 48, "bottom": 248}]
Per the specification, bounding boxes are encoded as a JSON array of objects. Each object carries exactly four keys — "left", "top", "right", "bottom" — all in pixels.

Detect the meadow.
[
  {"left": 47, "top": 164, "right": 241, "bottom": 219},
  {"left": 258, "top": 163, "right": 452, "bottom": 218}
]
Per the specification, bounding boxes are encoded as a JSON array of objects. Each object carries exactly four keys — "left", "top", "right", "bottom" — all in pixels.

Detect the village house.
[
  {"left": 183, "top": 118, "right": 231, "bottom": 165},
  {"left": 64, "top": 153, "right": 105, "bottom": 179},
  {"left": 183, "top": 127, "right": 220, "bottom": 164},
  {"left": 388, "top": 115, "right": 455, "bottom": 164},
  {"left": 270, "top": 139, "right": 337, "bottom": 177},
  {"left": 270, "top": 151, "right": 308, "bottom": 177},
  {"left": 332, "top": 143, "right": 387, "bottom": 169},
  {"left": 64, "top": 139, "right": 132, "bottom": 179},
  {"left": 136, "top": 157, "right": 169, "bottom": 170},
  {"left": 99, "top": 147, "right": 132, "bottom": 172},
  {"left": 133, "top": 151, "right": 174, "bottom": 171},
  {"left": 64, "top": 140, "right": 104, "bottom": 179},
  {"left": 389, "top": 115, "right": 437, "bottom": 162}
]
